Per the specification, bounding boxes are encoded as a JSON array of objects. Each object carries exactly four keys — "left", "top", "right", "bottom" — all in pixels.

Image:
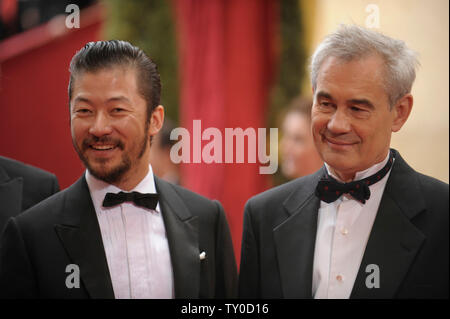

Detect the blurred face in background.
[{"left": 280, "top": 111, "right": 323, "bottom": 179}]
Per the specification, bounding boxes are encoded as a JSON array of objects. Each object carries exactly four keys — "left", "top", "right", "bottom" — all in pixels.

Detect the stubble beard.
[{"left": 73, "top": 131, "right": 149, "bottom": 185}]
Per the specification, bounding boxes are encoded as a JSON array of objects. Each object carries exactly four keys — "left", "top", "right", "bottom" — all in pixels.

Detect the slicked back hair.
[{"left": 68, "top": 40, "right": 161, "bottom": 121}]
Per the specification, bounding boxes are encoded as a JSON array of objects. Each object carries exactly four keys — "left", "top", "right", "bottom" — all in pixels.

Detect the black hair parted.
[{"left": 68, "top": 40, "right": 161, "bottom": 119}]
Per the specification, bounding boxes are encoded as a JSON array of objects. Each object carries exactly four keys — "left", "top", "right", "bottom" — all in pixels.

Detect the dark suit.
[
  {"left": 239, "top": 149, "right": 448, "bottom": 298},
  {"left": 0, "top": 156, "right": 59, "bottom": 234},
  {"left": 0, "top": 174, "right": 237, "bottom": 298}
]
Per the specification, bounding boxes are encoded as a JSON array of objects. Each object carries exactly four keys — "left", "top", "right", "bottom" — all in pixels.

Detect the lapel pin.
[{"left": 199, "top": 251, "right": 206, "bottom": 260}]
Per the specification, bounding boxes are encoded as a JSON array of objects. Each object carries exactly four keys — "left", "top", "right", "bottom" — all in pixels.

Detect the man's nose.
[
  {"left": 89, "top": 113, "right": 113, "bottom": 137},
  {"left": 327, "top": 108, "right": 351, "bottom": 134}
]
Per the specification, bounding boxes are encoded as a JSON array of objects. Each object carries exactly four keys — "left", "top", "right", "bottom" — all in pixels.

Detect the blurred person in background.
[
  {"left": 280, "top": 96, "right": 323, "bottom": 180},
  {"left": 149, "top": 117, "right": 180, "bottom": 185}
]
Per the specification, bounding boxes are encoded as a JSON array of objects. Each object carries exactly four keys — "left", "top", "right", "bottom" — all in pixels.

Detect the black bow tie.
[
  {"left": 102, "top": 191, "right": 159, "bottom": 210},
  {"left": 315, "top": 150, "right": 395, "bottom": 204}
]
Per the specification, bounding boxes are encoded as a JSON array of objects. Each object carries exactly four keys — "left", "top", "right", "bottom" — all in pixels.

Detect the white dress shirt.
[
  {"left": 86, "top": 165, "right": 174, "bottom": 299},
  {"left": 312, "top": 152, "right": 393, "bottom": 299}
]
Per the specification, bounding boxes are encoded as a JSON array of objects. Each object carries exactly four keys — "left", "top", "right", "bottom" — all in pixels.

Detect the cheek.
[
  {"left": 70, "top": 120, "right": 85, "bottom": 143},
  {"left": 124, "top": 123, "right": 149, "bottom": 148},
  {"left": 311, "top": 118, "right": 325, "bottom": 138},
  {"left": 356, "top": 120, "right": 386, "bottom": 145},
  {"left": 311, "top": 111, "right": 326, "bottom": 129}
]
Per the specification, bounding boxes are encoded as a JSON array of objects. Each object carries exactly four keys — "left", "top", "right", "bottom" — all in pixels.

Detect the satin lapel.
[
  {"left": 274, "top": 169, "right": 324, "bottom": 298},
  {"left": 155, "top": 177, "right": 199, "bottom": 298},
  {"left": 54, "top": 176, "right": 115, "bottom": 299},
  {"left": 0, "top": 167, "right": 23, "bottom": 225},
  {"left": 351, "top": 150, "right": 426, "bottom": 298}
]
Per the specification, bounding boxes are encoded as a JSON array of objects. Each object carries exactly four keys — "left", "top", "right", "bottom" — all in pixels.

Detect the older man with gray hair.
[{"left": 239, "top": 24, "right": 448, "bottom": 299}]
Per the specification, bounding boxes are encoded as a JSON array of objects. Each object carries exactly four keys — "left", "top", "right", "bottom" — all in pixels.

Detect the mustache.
[{"left": 82, "top": 136, "right": 125, "bottom": 150}]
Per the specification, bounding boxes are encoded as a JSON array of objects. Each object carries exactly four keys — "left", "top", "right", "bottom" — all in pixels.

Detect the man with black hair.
[{"left": 0, "top": 40, "right": 237, "bottom": 299}]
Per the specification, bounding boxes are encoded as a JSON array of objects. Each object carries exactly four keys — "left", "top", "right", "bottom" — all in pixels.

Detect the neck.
[
  {"left": 328, "top": 168, "right": 355, "bottom": 183},
  {"left": 115, "top": 159, "right": 150, "bottom": 191},
  {"left": 328, "top": 149, "right": 390, "bottom": 183}
]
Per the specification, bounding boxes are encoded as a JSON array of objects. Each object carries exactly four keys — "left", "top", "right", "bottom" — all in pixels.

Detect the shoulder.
[
  {"left": 415, "top": 172, "right": 448, "bottom": 198},
  {"left": 389, "top": 150, "right": 448, "bottom": 227},
  {"left": 0, "top": 156, "right": 60, "bottom": 210},
  {"left": 156, "top": 177, "right": 224, "bottom": 217},
  {"left": 414, "top": 172, "right": 449, "bottom": 219},
  {"left": 391, "top": 150, "right": 448, "bottom": 203},
  {"left": 246, "top": 172, "right": 320, "bottom": 211},
  {"left": 13, "top": 179, "right": 82, "bottom": 230},
  {"left": 0, "top": 156, "right": 57, "bottom": 184}
]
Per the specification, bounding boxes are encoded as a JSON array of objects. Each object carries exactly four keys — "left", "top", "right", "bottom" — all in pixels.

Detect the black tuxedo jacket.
[
  {"left": 0, "top": 156, "right": 59, "bottom": 234},
  {"left": 0, "top": 174, "right": 237, "bottom": 298},
  {"left": 239, "top": 150, "right": 448, "bottom": 298}
]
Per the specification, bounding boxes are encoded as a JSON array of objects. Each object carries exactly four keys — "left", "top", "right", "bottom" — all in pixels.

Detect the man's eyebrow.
[
  {"left": 106, "top": 96, "right": 132, "bottom": 104},
  {"left": 348, "top": 98, "right": 375, "bottom": 109},
  {"left": 315, "top": 91, "right": 333, "bottom": 100},
  {"left": 73, "top": 96, "right": 91, "bottom": 104}
]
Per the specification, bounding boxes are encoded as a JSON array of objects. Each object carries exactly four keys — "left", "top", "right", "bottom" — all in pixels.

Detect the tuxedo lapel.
[
  {"left": 155, "top": 177, "right": 199, "bottom": 298},
  {"left": 351, "top": 150, "right": 426, "bottom": 298},
  {"left": 0, "top": 166, "right": 23, "bottom": 224},
  {"left": 273, "top": 170, "right": 323, "bottom": 298},
  {"left": 54, "top": 176, "right": 114, "bottom": 299}
]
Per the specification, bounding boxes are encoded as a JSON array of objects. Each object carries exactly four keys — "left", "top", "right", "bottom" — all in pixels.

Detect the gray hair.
[{"left": 310, "top": 24, "right": 419, "bottom": 107}]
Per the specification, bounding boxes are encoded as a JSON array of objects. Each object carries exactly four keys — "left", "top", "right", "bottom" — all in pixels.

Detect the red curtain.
[
  {"left": 0, "top": 5, "right": 104, "bottom": 189},
  {"left": 173, "top": 0, "right": 279, "bottom": 264}
]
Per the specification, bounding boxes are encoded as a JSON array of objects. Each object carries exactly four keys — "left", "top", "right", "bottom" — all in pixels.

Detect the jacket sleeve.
[
  {"left": 0, "top": 217, "right": 38, "bottom": 298},
  {"left": 213, "top": 200, "right": 238, "bottom": 298},
  {"left": 238, "top": 199, "right": 260, "bottom": 298}
]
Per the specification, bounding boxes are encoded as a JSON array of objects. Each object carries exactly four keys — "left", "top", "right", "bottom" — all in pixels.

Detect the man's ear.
[
  {"left": 391, "top": 93, "right": 413, "bottom": 132},
  {"left": 149, "top": 105, "right": 164, "bottom": 136}
]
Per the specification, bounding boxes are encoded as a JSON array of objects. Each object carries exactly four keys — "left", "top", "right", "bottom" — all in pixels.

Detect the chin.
[
  {"left": 87, "top": 159, "right": 130, "bottom": 184},
  {"left": 322, "top": 153, "right": 355, "bottom": 169},
  {"left": 89, "top": 167, "right": 126, "bottom": 184}
]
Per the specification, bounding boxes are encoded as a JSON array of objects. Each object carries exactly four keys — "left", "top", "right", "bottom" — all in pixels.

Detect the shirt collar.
[
  {"left": 86, "top": 165, "right": 158, "bottom": 211},
  {"left": 324, "top": 151, "right": 391, "bottom": 183}
]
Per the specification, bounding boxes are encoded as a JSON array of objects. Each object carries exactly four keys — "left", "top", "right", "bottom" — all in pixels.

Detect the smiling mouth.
[
  {"left": 89, "top": 144, "right": 117, "bottom": 151},
  {"left": 324, "top": 136, "right": 357, "bottom": 146}
]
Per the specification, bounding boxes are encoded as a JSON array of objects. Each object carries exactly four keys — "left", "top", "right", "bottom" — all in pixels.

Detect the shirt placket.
[
  {"left": 123, "top": 203, "right": 149, "bottom": 298},
  {"left": 328, "top": 198, "right": 355, "bottom": 298}
]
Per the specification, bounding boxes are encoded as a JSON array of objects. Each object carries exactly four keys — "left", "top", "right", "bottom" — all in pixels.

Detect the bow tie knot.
[
  {"left": 316, "top": 179, "right": 371, "bottom": 204},
  {"left": 315, "top": 150, "right": 395, "bottom": 204},
  {"left": 102, "top": 191, "right": 159, "bottom": 210}
]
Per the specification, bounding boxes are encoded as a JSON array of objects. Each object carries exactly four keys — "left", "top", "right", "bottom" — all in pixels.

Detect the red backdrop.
[
  {"left": 173, "top": 0, "right": 279, "bottom": 264},
  {"left": 0, "top": 4, "right": 104, "bottom": 189}
]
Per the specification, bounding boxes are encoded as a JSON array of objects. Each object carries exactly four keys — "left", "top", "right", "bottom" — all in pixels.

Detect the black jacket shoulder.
[{"left": 0, "top": 156, "right": 60, "bottom": 211}]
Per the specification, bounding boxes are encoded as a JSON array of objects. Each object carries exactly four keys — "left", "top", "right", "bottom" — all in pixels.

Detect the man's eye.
[
  {"left": 112, "top": 108, "right": 125, "bottom": 113},
  {"left": 351, "top": 106, "right": 369, "bottom": 113},
  {"left": 320, "top": 102, "right": 333, "bottom": 108},
  {"left": 76, "top": 108, "right": 91, "bottom": 114}
]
